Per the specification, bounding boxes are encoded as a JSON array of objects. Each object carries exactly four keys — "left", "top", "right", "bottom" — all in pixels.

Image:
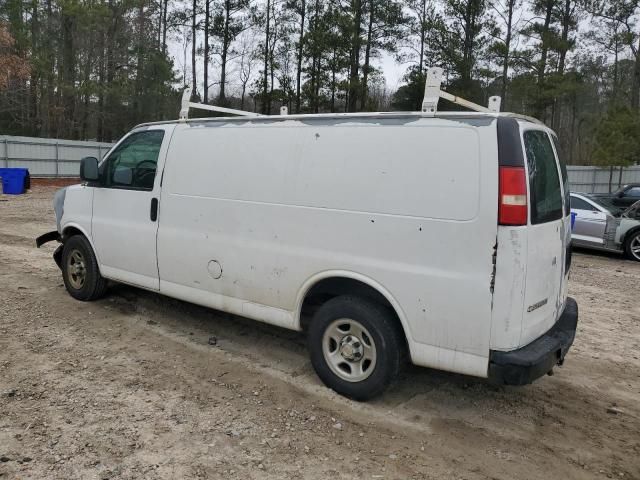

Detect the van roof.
[{"left": 134, "top": 111, "right": 546, "bottom": 129}]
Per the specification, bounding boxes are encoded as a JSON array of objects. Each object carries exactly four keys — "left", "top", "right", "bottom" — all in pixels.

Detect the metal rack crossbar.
[
  {"left": 179, "top": 87, "right": 262, "bottom": 119},
  {"left": 421, "top": 67, "right": 501, "bottom": 115},
  {"left": 178, "top": 66, "right": 501, "bottom": 120}
]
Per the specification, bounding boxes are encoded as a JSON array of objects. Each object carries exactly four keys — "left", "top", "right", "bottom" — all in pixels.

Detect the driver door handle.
[{"left": 150, "top": 198, "right": 158, "bottom": 222}]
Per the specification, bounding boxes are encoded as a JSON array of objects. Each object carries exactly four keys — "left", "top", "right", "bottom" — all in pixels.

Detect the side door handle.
[{"left": 150, "top": 198, "right": 158, "bottom": 222}]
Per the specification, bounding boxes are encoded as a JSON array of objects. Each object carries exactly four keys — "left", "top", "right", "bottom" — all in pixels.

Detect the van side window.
[
  {"left": 103, "top": 130, "right": 165, "bottom": 190},
  {"left": 524, "top": 130, "right": 563, "bottom": 224}
]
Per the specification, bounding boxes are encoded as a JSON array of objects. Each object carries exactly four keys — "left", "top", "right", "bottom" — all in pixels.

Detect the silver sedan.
[{"left": 570, "top": 193, "right": 640, "bottom": 261}]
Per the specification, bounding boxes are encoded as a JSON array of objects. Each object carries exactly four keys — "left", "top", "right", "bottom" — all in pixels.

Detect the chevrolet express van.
[{"left": 37, "top": 109, "right": 578, "bottom": 400}]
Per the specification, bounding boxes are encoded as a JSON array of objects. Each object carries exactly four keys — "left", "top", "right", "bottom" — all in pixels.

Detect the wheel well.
[
  {"left": 62, "top": 226, "right": 84, "bottom": 241},
  {"left": 299, "top": 277, "right": 409, "bottom": 353},
  {"left": 622, "top": 226, "right": 640, "bottom": 243}
]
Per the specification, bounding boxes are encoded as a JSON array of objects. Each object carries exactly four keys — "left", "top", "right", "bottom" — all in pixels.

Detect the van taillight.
[{"left": 499, "top": 166, "right": 527, "bottom": 226}]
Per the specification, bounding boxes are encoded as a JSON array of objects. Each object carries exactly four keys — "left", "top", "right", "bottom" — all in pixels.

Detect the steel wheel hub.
[
  {"left": 322, "top": 318, "right": 377, "bottom": 383},
  {"left": 339, "top": 335, "right": 364, "bottom": 361},
  {"left": 67, "top": 249, "right": 87, "bottom": 289}
]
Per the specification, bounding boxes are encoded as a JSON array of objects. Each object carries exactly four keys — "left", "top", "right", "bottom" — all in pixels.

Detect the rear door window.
[{"left": 523, "top": 130, "right": 563, "bottom": 224}]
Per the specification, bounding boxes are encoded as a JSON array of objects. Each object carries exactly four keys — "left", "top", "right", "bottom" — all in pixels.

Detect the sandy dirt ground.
[{"left": 1, "top": 186, "right": 639, "bottom": 480}]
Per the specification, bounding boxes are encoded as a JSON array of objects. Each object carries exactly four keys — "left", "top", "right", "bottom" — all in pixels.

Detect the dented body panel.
[{"left": 157, "top": 117, "right": 498, "bottom": 377}]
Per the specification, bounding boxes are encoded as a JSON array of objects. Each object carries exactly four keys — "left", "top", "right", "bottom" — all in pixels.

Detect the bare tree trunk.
[
  {"left": 535, "top": 0, "right": 554, "bottom": 120},
  {"left": 360, "top": 0, "right": 374, "bottom": 111},
  {"left": 97, "top": 29, "right": 106, "bottom": 141},
  {"left": 261, "top": 0, "right": 271, "bottom": 114},
  {"left": 268, "top": 0, "right": 277, "bottom": 113},
  {"left": 203, "top": 0, "right": 210, "bottom": 103},
  {"left": 61, "top": 6, "right": 76, "bottom": 138},
  {"left": 553, "top": 0, "right": 572, "bottom": 131},
  {"left": 501, "top": 0, "right": 515, "bottom": 105},
  {"left": 618, "top": 165, "right": 623, "bottom": 188},
  {"left": 295, "top": 0, "right": 306, "bottom": 113},
  {"left": 608, "top": 166, "right": 613, "bottom": 193},
  {"left": 347, "top": 0, "right": 363, "bottom": 112},
  {"left": 192, "top": 0, "right": 198, "bottom": 99},
  {"left": 28, "top": 0, "right": 39, "bottom": 135},
  {"left": 134, "top": 1, "right": 145, "bottom": 124},
  {"left": 104, "top": 0, "right": 118, "bottom": 141},
  {"left": 330, "top": 47, "right": 337, "bottom": 112},
  {"left": 219, "top": 0, "right": 231, "bottom": 103},
  {"left": 612, "top": 36, "right": 619, "bottom": 102},
  {"left": 43, "top": 0, "right": 55, "bottom": 136},
  {"left": 162, "top": 0, "right": 169, "bottom": 56},
  {"left": 418, "top": 0, "right": 426, "bottom": 75}
]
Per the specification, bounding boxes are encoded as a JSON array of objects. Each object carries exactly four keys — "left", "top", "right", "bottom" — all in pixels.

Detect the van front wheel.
[
  {"left": 61, "top": 235, "right": 108, "bottom": 301},
  {"left": 308, "top": 296, "right": 403, "bottom": 401}
]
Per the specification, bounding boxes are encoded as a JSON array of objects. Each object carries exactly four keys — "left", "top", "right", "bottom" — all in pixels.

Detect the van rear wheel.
[
  {"left": 61, "top": 235, "right": 108, "bottom": 301},
  {"left": 308, "top": 296, "right": 403, "bottom": 401}
]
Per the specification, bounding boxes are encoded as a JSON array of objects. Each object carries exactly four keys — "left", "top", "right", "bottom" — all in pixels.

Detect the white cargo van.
[{"left": 37, "top": 70, "right": 578, "bottom": 400}]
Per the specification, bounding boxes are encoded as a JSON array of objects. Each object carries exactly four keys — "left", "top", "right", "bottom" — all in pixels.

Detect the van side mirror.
[
  {"left": 617, "top": 191, "right": 625, "bottom": 198},
  {"left": 80, "top": 156, "right": 99, "bottom": 181}
]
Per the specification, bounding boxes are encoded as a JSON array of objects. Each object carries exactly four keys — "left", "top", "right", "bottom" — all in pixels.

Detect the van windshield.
[{"left": 524, "top": 130, "right": 563, "bottom": 224}]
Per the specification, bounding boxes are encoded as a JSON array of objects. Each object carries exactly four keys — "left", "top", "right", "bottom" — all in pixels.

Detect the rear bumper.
[{"left": 489, "top": 297, "right": 578, "bottom": 385}]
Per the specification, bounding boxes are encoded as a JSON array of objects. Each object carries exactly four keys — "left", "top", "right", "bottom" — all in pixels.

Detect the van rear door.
[{"left": 520, "top": 127, "right": 569, "bottom": 344}]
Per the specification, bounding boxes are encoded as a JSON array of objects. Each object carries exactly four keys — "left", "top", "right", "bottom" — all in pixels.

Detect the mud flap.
[
  {"left": 36, "top": 230, "right": 63, "bottom": 270},
  {"left": 36, "top": 230, "right": 61, "bottom": 248}
]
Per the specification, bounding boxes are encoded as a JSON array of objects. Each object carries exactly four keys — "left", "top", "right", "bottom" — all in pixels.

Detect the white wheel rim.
[{"left": 322, "top": 318, "right": 377, "bottom": 383}]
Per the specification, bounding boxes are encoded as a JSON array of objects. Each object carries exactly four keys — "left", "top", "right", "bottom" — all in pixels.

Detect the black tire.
[
  {"left": 61, "top": 235, "right": 108, "bottom": 301},
  {"left": 308, "top": 295, "right": 404, "bottom": 401},
  {"left": 623, "top": 229, "right": 640, "bottom": 262}
]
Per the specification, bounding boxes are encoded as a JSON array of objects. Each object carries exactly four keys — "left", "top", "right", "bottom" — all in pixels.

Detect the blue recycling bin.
[{"left": 0, "top": 168, "right": 29, "bottom": 195}]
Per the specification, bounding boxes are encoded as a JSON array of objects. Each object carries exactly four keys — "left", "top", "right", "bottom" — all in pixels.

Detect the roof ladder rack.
[
  {"left": 179, "top": 87, "right": 263, "bottom": 120},
  {"left": 421, "top": 67, "right": 501, "bottom": 116}
]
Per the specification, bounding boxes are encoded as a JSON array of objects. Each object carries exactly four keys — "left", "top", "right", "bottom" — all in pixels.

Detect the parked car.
[
  {"left": 570, "top": 192, "right": 640, "bottom": 261},
  {"left": 591, "top": 183, "right": 640, "bottom": 209},
  {"left": 36, "top": 107, "right": 578, "bottom": 400}
]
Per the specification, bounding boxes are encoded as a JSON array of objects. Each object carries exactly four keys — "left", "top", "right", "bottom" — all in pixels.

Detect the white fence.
[
  {"left": 1, "top": 135, "right": 639, "bottom": 191},
  {"left": 0, "top": 135, "right": 114, "bottom": 177},
  {"left": 567, "top": 166, "right": 640, "bottom": 194}
]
